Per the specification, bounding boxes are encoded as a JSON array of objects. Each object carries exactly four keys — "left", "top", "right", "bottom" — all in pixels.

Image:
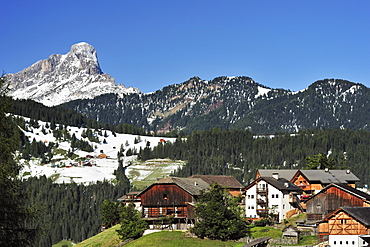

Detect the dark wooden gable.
[
  {"left": 306, "top": 183, "right": 369, "bottom": 222},
  {"left": 140, "top": 183, "right": 194, "bottom": 206}
]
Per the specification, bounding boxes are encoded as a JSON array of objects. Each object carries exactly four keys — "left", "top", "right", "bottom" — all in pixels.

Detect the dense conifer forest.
[
  {"left": 5, "top": 97, "right": 370, "bottom": 246},
  {"left": 138, "top": 128, "right": 370, "bottom": 186},
  {"left": 21, "top": 176, "right": 130, "bottom": 247}
]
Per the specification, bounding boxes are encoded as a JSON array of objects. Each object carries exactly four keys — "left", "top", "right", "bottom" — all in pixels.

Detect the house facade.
[
  {"left": 318, "top": 207, "right": 370, "bottom": 246},
  {"left": 305, "top": 183, "right": 370, "bottom": 223},
  {"left": 136, "top": 175, "right": 244, "bottom": 228},
  {"left": 244, "top": 174, "right": 302, "bottom": 222},
  {"left": 290, "top": 169, "right": 360, "bottom": 197}
]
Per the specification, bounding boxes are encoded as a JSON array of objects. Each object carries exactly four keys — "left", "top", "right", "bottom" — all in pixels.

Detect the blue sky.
[{"left": 1, "top": 1, "right": 370, "bottom": 93}]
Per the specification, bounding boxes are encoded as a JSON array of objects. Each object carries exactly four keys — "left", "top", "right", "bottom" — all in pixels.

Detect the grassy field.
[
  {"left": 125, "top": 231, "right": 246, "bottom": 247},
  {"left": 74, "top": 225, "right": 122, "bottom": 247},
  {"left": 52, "top": 239, "right": 75, "bottom": 247},
  {"left": 72, "top": 228, "right": 246, "bottom": 247},
  {"left": 250, "top": 226, "right": 282, "bottom": 239},
  {"left": 128, "top": 159, "right": 185, "bottom": 190}
]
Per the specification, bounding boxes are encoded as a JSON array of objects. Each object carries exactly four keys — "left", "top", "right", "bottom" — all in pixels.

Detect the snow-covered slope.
[
  {"left": 19, "top": 118, "right": 179, "bottom": 184},
  {"left": 6, "top": 42, "right": 140, "bottom": 106}
]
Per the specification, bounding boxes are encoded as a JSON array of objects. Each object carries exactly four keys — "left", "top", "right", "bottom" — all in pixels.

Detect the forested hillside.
[
  {"left": 139, "top": 128, "right": 370, "bottom": 186},
  {"left": 62, "top": 77, "right": 370, "bottom": 134},
  {"left": 22, "top": 176, "right": 129, "bottom": 247}
]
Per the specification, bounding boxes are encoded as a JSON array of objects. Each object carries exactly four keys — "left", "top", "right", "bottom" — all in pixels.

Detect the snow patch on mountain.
[{"left": 6, "top": 42, "right": 140, "bottom": 106}]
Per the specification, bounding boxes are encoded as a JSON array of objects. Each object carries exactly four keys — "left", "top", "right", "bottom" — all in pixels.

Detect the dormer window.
[{"left": 163, "top": 194, "right": 168, "bottom": 200}]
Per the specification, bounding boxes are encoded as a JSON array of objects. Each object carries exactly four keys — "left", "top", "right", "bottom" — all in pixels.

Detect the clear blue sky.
[{"left": 1, "top": 0, "right": 370, "bottom": 93}]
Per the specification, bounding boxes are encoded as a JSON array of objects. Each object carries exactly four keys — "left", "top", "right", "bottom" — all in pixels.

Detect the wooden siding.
[
  {"left": 328, "top": 211, "right": 368, "bottom": 235},
  {"left": 143, "top": 205, "right": 188, "bottom": 218},
  {"left": 140, "top": 184, "right": 196, "bottom": 219},
  {"left": 140, "top": 184, "right": 194, "bottom": 206},
  {"left": 306, "top": 186, "right": 364, "bottom": 219},
  {"left": 292, "top": 174, "right": 313, "bottom": 191}
]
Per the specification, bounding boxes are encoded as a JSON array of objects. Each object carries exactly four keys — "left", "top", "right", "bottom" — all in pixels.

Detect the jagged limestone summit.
[{"left": 6, "top": 42, "right": 140, "bottom": 106}]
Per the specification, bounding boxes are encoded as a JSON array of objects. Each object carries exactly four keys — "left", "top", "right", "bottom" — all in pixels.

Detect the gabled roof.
[
  {"left": 245, "top": 176, "right": 302, "bottom": 193},
  {"left": 189, "top": 175, "right": 244, "bottom": 189},
  {"left": 137, "top": 177, "right": 209, "bottom": 197},
  {"left": 322, "top": 207, "right": 370, "bottom": 226},
  {"left": 294, "top": 169, "right": 360, "bottom": 184},
  {"left": 305, "top": 183, "right": 370, "bottom": 203},
  {"left": 256, "top": 169, "right": 298, "bottom": 180}
]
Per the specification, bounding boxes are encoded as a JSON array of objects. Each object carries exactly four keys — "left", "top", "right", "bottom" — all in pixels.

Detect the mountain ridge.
[
  {"left": 6, "top": 42, "right": 140, "bottom": 106},
  {"left": 5, "top": 42, "right": 370, "bottom": 134}
]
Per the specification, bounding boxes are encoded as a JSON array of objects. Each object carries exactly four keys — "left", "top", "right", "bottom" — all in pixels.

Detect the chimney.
[
  {"left": 325, "top": 168, "right": 329, "bottom": 172},
  {"left": 284, "top": 182, "right": 289, "bottom": 188},
  {"left": 272, "top": 172, "right": 279, "bottom": 180},
  {"left": 194, "top": 182, "right": 198, "bottom": 186},
  {"left": 346, "top": 170, "right": 350, "bottom": 174}
]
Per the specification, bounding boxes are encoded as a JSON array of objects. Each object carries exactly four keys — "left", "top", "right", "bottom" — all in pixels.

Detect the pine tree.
[
  {"left": 116, "top": 203, "right": 147, "bottom": 241},
  {"left": 191, "top": 183, "right": 249, "bottom": 241},
  {"left": 0, "top": 74, "right": 40, "bottom": 246}
]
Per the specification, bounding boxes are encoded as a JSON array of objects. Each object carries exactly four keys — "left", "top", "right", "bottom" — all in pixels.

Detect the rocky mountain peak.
[{"left": 6, "top": 42, "right": 140, "bottom": 107}]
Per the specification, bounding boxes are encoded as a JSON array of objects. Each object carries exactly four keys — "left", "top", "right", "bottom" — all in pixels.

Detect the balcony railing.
[{"left": 256, "top": 188, "right": 268, "bottom": 194}]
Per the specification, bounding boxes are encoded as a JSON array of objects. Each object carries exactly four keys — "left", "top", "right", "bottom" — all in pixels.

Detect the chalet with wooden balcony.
[
  {"left": 136, "top": 175, "right": 244, "bottom": 228},
  {"left": 305, "top": 183, "right": 370, "bottom": 223},
  {"left": 318, "top": 207, "right": 370, "bottom": 246},
  {"left": 256, "top": 169, "right": 360, "bottom": 199},
  {"left": 291, "top": 169, "right": 360, "bottom": 198},
  {"left": 244, "top": 173, "right": 303, "bottom": 222}
]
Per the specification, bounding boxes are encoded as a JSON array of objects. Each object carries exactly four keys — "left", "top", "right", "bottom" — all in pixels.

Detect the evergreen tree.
[
  {"left": 0, "top": 74, "right": 40, "bottom": 246},
  {"left": 191, "top": 183, "right": 249, "bottom": 241},
  {"left": 116, "top": 203, "right": 147, "bottom": 241},
  {"left": 100, "top": 199, "right": 120, "bottom": 228}
]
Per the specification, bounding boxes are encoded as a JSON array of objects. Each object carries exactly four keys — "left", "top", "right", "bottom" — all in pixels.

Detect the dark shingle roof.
[
  {"left": 340, "top": 207, "right": 370, "bottom": 226},
  {"left": 307, "top": 183, "right": 370, "bottom": 202},
  {"left": 154, "top": 177, "right": 210, "bottom": 195},
  {"left": 262, "top": 177, "right": 302, "bottom": 192},
  {"left": 189, "top": 175, "right": 244, "bottom": 189},
  {"left": 257, "top": 169, "right": 298, "bottom": 180},
  {"left": 299, "top": 170, "right": 360, "bottom": 184}
]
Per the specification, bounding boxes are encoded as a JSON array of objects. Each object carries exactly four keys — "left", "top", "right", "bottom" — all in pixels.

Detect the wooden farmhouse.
[
  {"left": 305, "top": 183, "right": 370, "bottom": 223},
  {"left": 290, "top": 169, "right": 359, "bottom": 199},
  {"left": 136, "top": 175, "right": 243, "bottom": 229},
  {"left": 318, "top": 207, "right": 370, "bottom": 246},
  {"left": 244, "top": 174, "right": 303, "bottom": 222}
]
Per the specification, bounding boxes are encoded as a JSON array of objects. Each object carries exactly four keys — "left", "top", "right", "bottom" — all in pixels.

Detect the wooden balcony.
[
  {"left": 256, "top": 188, "right": 268, "bottom": 194},
  {"left": 256, "top": 209, "right": 269, "bottom": 216},
  {"left": 256, "top": 199, "right": 268, "bottom": 205}
]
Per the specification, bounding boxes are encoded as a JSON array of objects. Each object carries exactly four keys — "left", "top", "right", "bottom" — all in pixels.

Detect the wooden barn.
[
  {"left": 318, "top": 207, "right": 370, "bottom": 246},
  {"left": 137, "top": 177, "right": 209, "bottom": 226},
  {"left": 136, "top": 175, "right": 244, "bottom": 229},
  {"left": 305, "top": 183, "right": 370, "bottom": 223}
]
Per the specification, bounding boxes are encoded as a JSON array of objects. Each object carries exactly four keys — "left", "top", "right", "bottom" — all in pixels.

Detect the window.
[
  {"left": 334, "top": 241, "right": 336, "bottom": 245},
  {"left": 248, "top": 205, "right": 251, "bottom": 209},
  {"left": 346, "top": 241, "right": 348, "bottom": 245},
  {"left": 352, "top": 241, "right": 355, "bottom": 245},
  {"left": 340, "top": 219, "right": 347, "bottom": 224},
  {"left": 163, "top": 194, "right": 168, "bottom": 200},
  {"left": 340, "top": 241, "right": 342, "bottom": 245},
  {"left": 272, "top": 194, "right": 275, "bottom": 198},
  {"left": 251, "top": 195, "right": 254, "bottom": 199},
  {"left": 276, "top": 194, "right": 279, "bottom": 198},
  {"left": 251, "top": 205, "right": 255, "bottom": 209},
  {"left": 247, "top": 195, "right": 251, "bottom": 199},
  {"left": 283, "top": 204, "right": 285, "bottom": 209}
]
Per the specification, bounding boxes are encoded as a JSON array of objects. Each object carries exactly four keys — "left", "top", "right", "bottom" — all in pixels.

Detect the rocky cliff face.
[{"left": 6, "top": 42, "right": 139, "bottom": 106}]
